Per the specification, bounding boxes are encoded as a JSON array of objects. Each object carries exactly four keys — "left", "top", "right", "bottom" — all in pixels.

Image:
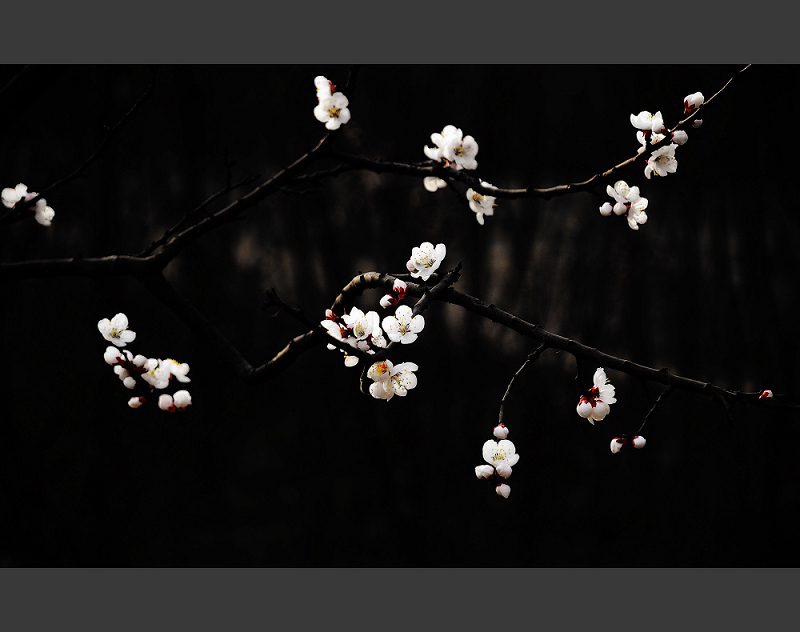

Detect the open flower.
[
  {"left": 424, "top": 125, "right": 478, "bottom": 170},
  {"left": 630, "top": 110, "right": 665, "bottom": 133},
  {"left": 466, "top": 181, "right": 497, "bottom": 225},
  {"left": 644, "top": 143, "right": 678, "bottom": 179},
  {"left": 684, "top": 92, "right": 704, "bottom": 114},
  {"left": 382, "top": 305, "right": 424, "bottom": 344},
  {"left": 636, "top": 130, "right": 666, "bottom": 154},
  {"left": 314, "top": 92, "right": 350, "bottom": 130},
  {"left": 98, "top": 313, "right": 136, "bottom": 347},
  {"left": 424, "top": 125, "right": 460, "bottom": 162},
  {"left": 406, "top": 242, "right": 446, "bottom": 281},
  {"left": 482, "top": 439, "right": 520, "bottom": 468},
  {"left": 602, "top": 181, "right": 649, "bottom": 230},
  {"left": 342, "top": 307, "right": 380, "bottom": 341},
  {"left": 141, "top": 358, "right": 171, "bottom": 389},
  {"left": 576, "top": 367, "right": 617, "bottom": 424},
  {"left": 368, "top": 361, "right": 418, "bottom": 401},
  {"left": 161, "top": 358, "right": 191, "bottom": 383}
]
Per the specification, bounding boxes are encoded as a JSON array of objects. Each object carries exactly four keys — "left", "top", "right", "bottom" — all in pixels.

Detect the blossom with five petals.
[
  {"left": 644, "top": 143, "right": 678, "bottom": 179},
  {"left": 382, "top": 305, "right": 425, "bottom": 344},
  {"left": 466, "top": 180, "right": 497, "bottom": 225},
  {"left": 482, "top": 439, "right": 520, "bottom": 468},
  {"left": 98, "top": 313, "right": 137, "bottom": 347},
  {"left": 367, "top": 361, "right": 418, "bottom": 401},
  {"left": 630, "top": 110, "right": 665, "bottom": 134},
  {"left": 406, "top": 242, "right": 446, "bottom": 281}
]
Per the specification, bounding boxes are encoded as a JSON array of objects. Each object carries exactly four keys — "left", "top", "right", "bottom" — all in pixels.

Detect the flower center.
[
  {"left": 454, "top": 145, "right": 465, "bottom": 157},
  {"left": 327, "top": 106, "right": 340, "bottom": 118}
]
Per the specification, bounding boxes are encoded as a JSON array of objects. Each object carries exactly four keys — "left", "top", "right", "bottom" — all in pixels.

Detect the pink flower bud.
[
  {"left": 495, "top": 462, "right": 512, "bottom": 479},
  {"left": 493, "top": 424, "right": 509, "bottom": 439},
  {"left": 496, "top": 483, "right": 511, "bottom": 499},
  {"left": 576, "top": 398, "right": 593, "bottom": 418},
  {"left": 599, "top": 202, "right": 614, "bottom": 216},
  {"left": 379, "top": 294, "right": 395, "bottom": 309},
  {"left": 632, "top": 436, "right": 646, "bottom": 449},
  {"left": 759, "top": 389, "right": 773, "bottom": 399},
  {"left": 475, "top": 465, "right": 494, "bottom": 479}
]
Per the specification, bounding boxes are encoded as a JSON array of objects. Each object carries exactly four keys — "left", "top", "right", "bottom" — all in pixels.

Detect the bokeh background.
[{"left": 1, "top": 65, "right": 799, "bottom": 567}]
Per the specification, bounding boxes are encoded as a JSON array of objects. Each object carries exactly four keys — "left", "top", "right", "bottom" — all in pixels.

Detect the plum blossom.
[
  {"left": 601, "top": 181, "right": 649, "bottom": 230},
  {"left": 644, "top": 143, "right": 678, "bottom": 179},
  {"left": 610, "top": 436, "right": 646, "bottom": 453},
  {"left": 684, "top": 92, "right": 704, "bottom": 114},
  {"left": 1, "top": 183, "right": 34, "bottom": 208},
  {"left": 33, "top": 199, "right": 55, "bottom": 226},
  {"left": 382, "top": 305, "right": 425, "bottom": 344},
  {"left": 161, "top": 358, "right": 191, "bottom": 383},
  {"left": 141, "top": 358, "right": 171, "bottom": 389},
  {"left": 482, "top": 439, "right": 520, "bottom": 468},
  {"left": 98, "top": 313, "right": 137, "bottom": 347},
  {"left": 406, "top": 242, "right": 446, "bottom": 281},
  {"left": 493, "top": 424, "right": 509, "bottom": 440},
  {"left": 475, "top": 465, "right": 494, "bottom": 479},
  {"left": 342, "top": 307, "right": 381, "bottom": 341},
  {"left": 671, "top": 130, "right": 689, "bottom": 145},
  {"left": 424, "top": 125, "right": 478, "bottom": 170},
  {"left": 423, "top": 177, "right": 447, "bottom": 192},
  {"left": 466, "top": 181, "right": 497, "bottom": 225},
  {"left": 636, "top": 130, "right": 666, "bottom": 154},
  {"left": 630, "top": 110, "right": 665, "bottom": 134},
  {"left": 496, "top": 484, "right": 511, "bottom": 499},
  {"left": 576, "top": 367, "right": 617, "bottom": 424},
  {"left": 313, "top": 76, "right": 350, "bottom": 130},
  {"left": 367, "top": 361, "right": 418, "bottom": 401},
  {"left": 759, "top": 390, "right": 774, "bottom": 399},
  {"left": 158, "top": 390, "right": 192, "bottom": 412},
  {"left": 380, "top": 279, "right": 407, "bottom": 309}
]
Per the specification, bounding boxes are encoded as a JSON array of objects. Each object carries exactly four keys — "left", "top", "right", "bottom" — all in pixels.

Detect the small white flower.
[
  {"left": 493, "top": 424, "right": 509, "bottom": 440},
  {"left": 644, "top": 143, "right": 678, "bottom": 179},
  {"left": 684, "top": 92, "right": 704, "bottom": 114},
  {"left": 671, "top": 130, "right": 689, "bottom": 145},
  {"left": 161, "top": 358, "right": 191, "bottom": 383},
  {"left": 406, "top": 242, "right": 446, "bottom": 281},
  {"left": 630, "top": 111, "right": 665, "bottom": 133},
  {"left": 603, "top": 181, "right": 648, "bottom": 229},
  {"left": 382, "top": 305, "right": 425, "bottom": 344},
  {"left": 368, "top": 362, "right": 418, "bottom": 401},
  {"left": 636, "top": 130, "right": 666, "bottom": 154},
  {"left": 98, "top": 313, "right": 136, "bottom": 347},
  {"left": 33, "top": 199, "right": 54, "bottom": 226},
  {"left": 475, "top": 465, "right": 494, "bottom": 479},
  {"left": 424, "top": 125, "right": 478, "bottom": 170},
  {"left": 482, "top": 439, "right": 520, "bottom": 467},
  {"left": 128, "top": 397, "right": 144, "bottom": 408},
  {"left": 342, "top": 307, "right": 380, "bottom": 341},
  {"left": 626, "top": 192, "right": 649, "bottom": 231},
  {"left": 423, "top": 177, "right": 447, "bottom": 192},
  {"left": 313, "top": 92, "right": 350, "bottom": 130},
  {"left": 1, "top": 183, "right": 31, "bottom": 208},
  {"left": 496, "top": 483, "right": 511, "bottom": 499},
  {"left": 576, "top": 367, "right": 617, "bottom": 424},
  {"left": 466, "top": 181, "right": 497, "bottom": 226},
  {"left": 141, "top": 358, "right": 171, "bottom": 389},
  {"left": 692, "top": 119, "right": 703, "bottom": 128},
  {"left": 424, "top": 125, "right": 460, "bottom": 162}
]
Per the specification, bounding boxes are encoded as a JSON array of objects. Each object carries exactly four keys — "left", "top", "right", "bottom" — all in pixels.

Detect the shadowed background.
[{"left": 1, "top": 65, "right": 798, "bottom": 566}]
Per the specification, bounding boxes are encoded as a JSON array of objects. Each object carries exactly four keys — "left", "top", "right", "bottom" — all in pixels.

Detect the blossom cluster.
[
  {"left": 313, "top": 76, "right": 350, "bottom": 131},
  {"left": 423, "top": 125, "right": 479, "bottom": 194},
  {"left": 99, "top": 313, "right": 192, "bottom": 412},
  {"left": 2, "top": 183, "right": 55, "bottom": 226},
  {"left": 599, "top": 180, "right": 649, "bottom": 230},
  {"left": 321, "top": 307, "right": 387, "bottom": 367},
  {"left": 475, "top": 423, "right": 519, "bottom": 499},
  {"left": 576, "top": 367, "right": 616, "bottom": 424}
]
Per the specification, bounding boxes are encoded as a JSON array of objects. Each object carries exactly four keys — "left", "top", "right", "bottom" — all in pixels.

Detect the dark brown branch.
[
  {"left": 636, "top": 385, "right": 675, "bottom": 434},
  {"left": 0, "top": 254, "right": 158, "bottom": 280},
  {"left": 498, "top": 344, "right": 548, "bottom": 426}
]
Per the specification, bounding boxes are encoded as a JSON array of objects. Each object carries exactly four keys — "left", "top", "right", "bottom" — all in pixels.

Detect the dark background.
[{"left": 1, "top": 65, "right": 798, "bottom": 567}]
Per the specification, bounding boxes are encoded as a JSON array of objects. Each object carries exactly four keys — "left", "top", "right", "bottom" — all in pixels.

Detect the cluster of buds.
[
  {"left": 475, "top": 423, "right": 519, "bottom": 499},
  {"left": 380, "top": 279, "right": 407, "bottom": 309},
  {"left": 99, "top": 313, "right": 192, "bottom": 412},
  {"left": 422, "top": 125, "right": 479, "bottom": 193},
  {"left": 2, "top": 183, "right": 55, "bottom": 226},
  {"left": 313, "top": 75, "right": 351, "bottom": 131},
  {"left": 576, "top": 367, "right": 617, "bottom": 424},
  {"left": 599, "top": 180, "right": 649, "bottom": 230},
  {"left": 610, "top": 435, "right": 646, "bottom": 453}
]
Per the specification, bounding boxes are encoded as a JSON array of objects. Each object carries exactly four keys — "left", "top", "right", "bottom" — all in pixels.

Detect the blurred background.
[{"left": 1, "top": 64, "right": 798, "bottom": 567}]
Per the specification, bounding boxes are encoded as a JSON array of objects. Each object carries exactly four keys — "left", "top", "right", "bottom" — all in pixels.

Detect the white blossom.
[
  {"left": 603, "top": 181, "right": 648, "bottom": 229},
  {"left": 423, "top": 177, "right": 447, "bottom": 192},
  {"left": 644, "top": 143, "right": 678, "bottom": 179},
  {"left": 424, "top": 125, "right": 478, "bottom": 170},
  {"left": 313, "top": 92, "right": 350, "bottom": 130},
  {"left": 493, "top": 424, "right": 509, "bottom": 440},
  {"left": 342, "top": 307, "right": 380, "bottom": 341},
  {"left": 671, "top": 130, "right": 689, "bottom": 145},
  {"left": 636, "top": 130, "right": 666, "bottom": 154},
  {"left": 161, "top": 358, "right": 191, "bottom": 383},
  {"left": 158, "top": 390, "right": 192, "bottom": 412},
  {"left": 1, "top": 183, "right": 32, "bottom": 208},
  {"left": 314, "top": 75, "right": 333, "bottom": 101},
  {"left": 684, "top": 92, "right": 704, "bottom": 113},
  {"left": 141, "top": 358, "right": 171, "bottom": 389},
  {"left": 128, "top": 397, "right": 144, "bottom": 408},
  {"left": 382, "top": 305, "right": 424, "bottom": 345},
  {"left": 33, "top": 199, "right": 54, "bottom": 226},
  {"left": 98, "top": 313, "right": 136, "bottom": 347},
  {"left": 368, "top": 361, "right": 418, "bottom": 401},
  {"left": 495, "top": 462, "right": 512, "bottom": 479},
  {"left": 466, "top": 181, "right": 497, "bottom": 225},
  {"left": 424, "top": 125, "right": 460, "bottom": 162},
  {"left": 576, "top": 367, "right": 617, "bottom": 424},
  {"left": 496, "top": 483, "right": 511, "bottom": 499},
  {"left": 482, "top": 439, "right": 520, "bottom": 467},
  {"left": 630, "top": 111, "right": 665, "bottom": 133},
  {"left": 406, "top": 242, "right": 446, "bottom": 281},
  {"left": 475, "top": 465, "right": 495, "bottom": 479}
]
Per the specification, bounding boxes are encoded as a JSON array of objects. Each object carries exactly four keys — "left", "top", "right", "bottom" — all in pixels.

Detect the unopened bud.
[
  {"left": 475, "top": 465, "right": 494, "bottom": 479},
  {"left": 671, "top": 130, "right": 689, "bottom": 145},
  {"left": 759, "top": 389, "right": 774, "bottom": 399},
  {"left": 692, "top": 119, "right": 703, "bottom": 128},
  {"left": 495, "top": 462, "right": 512, "bottom": 479},
  {"left": 128, "top": 397, "right": 145, "bottom": 408},
  {"left": 599, "top": 202, "right": 614, "bottom": 216},
  {"left": 632, "top": 436, "right": 646, "bottom": 449},
  {"left": 613, "top": 202, "right": 627, "bottom": 216},
  {"left": 493, "top": 424, "right": 509, "bottom": 439},
  {"left": 610, "top": 437, "right": 626, "bottom": 453},
  {"left": 123, "top": 376, "right": 137, "bottom": 389},
  {"left": 496, "top": 483, "right": 511, "bottom": 499}
]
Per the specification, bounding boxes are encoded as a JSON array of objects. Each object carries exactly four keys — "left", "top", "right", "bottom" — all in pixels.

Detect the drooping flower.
[
  {"left": 382, "top": 305, "right": 425, "bottom": 344},
  {"left": 423, "top": 177, "right": 447, "bottom": 192},
  {"left": 313, "top": 92, "right": 350, "bottom": 130},
  {"left": 98, "top": 313, "right": 137, "bottom": 347},
  {"left": 684, "top": 92, "right": 704, "bottom": 114},
  {"left": 644, "top": 143, "right": 678, "bottom": 179},
  {"left": 141, "top": 358, "right": 171, "bottom": 389},
  {"left": 368, "top": 361, "right": 418, "bottom": 401},
  {"left": 630, "top": 111, "right": 665, "bottom": 134},
  {"left": 493, "top": 424, "right": 509, "bottom": 440},
  {"left": 406, "top": 242, "right": 446, "bottom": 281},
  {"left": 576, "top": 367, "right": 617, "bottom": 424},
  {"left": 424, "top": 125, "right": 460, "bottom": 162},
  {"left": 466, "top": 180, "right": 497, "bottom": 225},
  {"left": 33, "top": 199, "right": 55, "bottom": 226}
]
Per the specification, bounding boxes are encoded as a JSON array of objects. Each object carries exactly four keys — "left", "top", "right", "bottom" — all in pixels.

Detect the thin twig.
[
  {"left": 636, "top": 385, "right": 675, "bottom": 434},
  {"left": 498, "top": 344, "right": 548, "bottom": 426}
]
